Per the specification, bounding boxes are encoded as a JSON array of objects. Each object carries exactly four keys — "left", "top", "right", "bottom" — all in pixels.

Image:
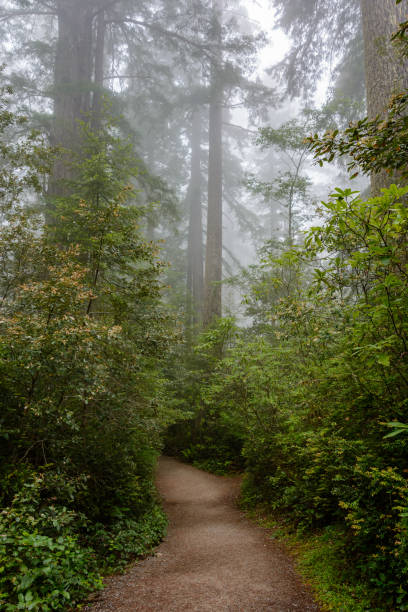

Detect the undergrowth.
[
  {"left": 244, "top": 505, "right": 385, "bottom": 612},
  {"left": 0, "top": 470, "right": 167, "bottom": 611}
]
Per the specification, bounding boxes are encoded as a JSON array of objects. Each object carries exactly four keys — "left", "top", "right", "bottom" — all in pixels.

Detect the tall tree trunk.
[
  {"left": 186, "top": 108, "right": 204, "bottom": 332},
  {"left": 49, "top": 0, "right": 94, "bottom": 196},
  {"left": 204, "top": 1, "right": 223, "bottom": 326},
  {"left": 360, "top": 0, "right": 408, "bottom": 194},
  {"left": 92, "top": 7, "right": 106, "bottom": 130}
]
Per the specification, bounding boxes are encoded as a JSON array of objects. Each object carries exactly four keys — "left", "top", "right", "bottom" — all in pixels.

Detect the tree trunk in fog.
[
  {"left": 204, "top": 1, "right": 223, "bottom": 327},
  {"left": 186, "top": 108, "right": 204, "bottom": 331},
  {"left": 360, "top": 0, "right": 408, "bottom": 194},
  {"left": 92, "top": 7, "right": 106, "bottom": 130},
  {"left": 49, "top": 0, "right": 94, "bottom": 196}
]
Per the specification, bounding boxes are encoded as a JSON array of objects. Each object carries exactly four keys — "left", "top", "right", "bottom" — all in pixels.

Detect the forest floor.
[{"left": 85, "top": 457, "right": 320, "bottom": 611}]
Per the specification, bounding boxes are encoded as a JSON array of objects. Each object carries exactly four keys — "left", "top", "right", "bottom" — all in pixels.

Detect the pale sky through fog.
[
  {"left": 222, "top": 0, "right": 354, "bottom": 294},
  {"left": 243, "top": 0, "right": 330, "bottom": 105},
  {"left": 244, "top": 0, "right": 290, "bottom": 73}
]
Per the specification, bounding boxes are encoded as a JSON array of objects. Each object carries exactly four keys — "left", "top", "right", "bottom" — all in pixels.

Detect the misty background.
[{"left": 0, "top": 0, "right": 368, "bottom": 324}]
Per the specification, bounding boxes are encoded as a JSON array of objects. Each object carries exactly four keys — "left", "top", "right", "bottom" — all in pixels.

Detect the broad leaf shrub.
[
  {"left": 246, "top": 186, "right": 408, "bottom": 608},
  {"left": 0, "top": 89, "right": 170, "bottom": 609},
  {"left": 88, "top": 505, "right": 168, "bottom": 571},
  {"left": 0, "top": 473, "right": 102, "bottom": 611}
]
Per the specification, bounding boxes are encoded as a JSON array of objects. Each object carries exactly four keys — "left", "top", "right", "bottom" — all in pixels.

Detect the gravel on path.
[{"left": 85, "top": 457, "right": 320, "bottom": 612}]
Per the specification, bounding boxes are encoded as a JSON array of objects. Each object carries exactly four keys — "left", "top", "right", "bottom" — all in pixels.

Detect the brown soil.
[{"left": 86, "top": 457, "right": 320, "bottom": 611}]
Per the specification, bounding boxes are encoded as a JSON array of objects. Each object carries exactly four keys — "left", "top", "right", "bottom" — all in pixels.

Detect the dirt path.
[{"left": 87, "top": 457, "right": 319, "bottom": 611}]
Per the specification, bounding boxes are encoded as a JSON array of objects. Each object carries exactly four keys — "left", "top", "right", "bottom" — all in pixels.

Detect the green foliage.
[
  {"left": 271, "top": 0, "right": 362, "bottom": 101},
  {"left": 246, "top": 511, "right": 380, "bottom": 612},
  {"left": 0, "top": 90, "right": 171, "bottom": 609},
  {"left": 385, "top": 421, "right": 408, "bottom": 438},
  {"left": 306, "top": 6, "right": 408, "bottom": 178},
  {"left": 0, "top": 473, "right": 102, "bottom": 610},
  {"left": 0, "top": 78, "right": 52, "bottom": 210},
  {"left": 246, "top": 113, "right": 321, "bottom": 245},
  {"left": 164, "top": 318, "right": 245, "bottom": 473},
  {"left": 87, "top": 505, "right": 167, "bottom": 572},
  {"left": 0, "top": 467, "right": 167, "bottom": 610},
  {"left": 171, "top": 182, "right": 408, "bottom": 608}
]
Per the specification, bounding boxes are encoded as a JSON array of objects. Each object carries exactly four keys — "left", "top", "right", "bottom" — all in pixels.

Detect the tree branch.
[
  {"left": 223, "top": 122, "right": 257, "bottom": 134},
  {"left": 0, "top": 9, "right": 56, "bottom": 21},
  {"left": 107, "top": 17, "right": 215, "bottom": 61}
]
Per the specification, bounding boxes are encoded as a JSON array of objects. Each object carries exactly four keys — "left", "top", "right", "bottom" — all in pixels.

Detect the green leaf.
[
  {"left": 384, "top": 421, "right": 408, "bottom": 438},
  {"left": 377, "top": 354, "right": 390, "bottom": 367}
]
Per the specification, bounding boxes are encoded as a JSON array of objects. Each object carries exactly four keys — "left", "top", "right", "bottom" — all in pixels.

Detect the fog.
[{"left": 0, "top": 0, "right": 367, "bottom": 323}]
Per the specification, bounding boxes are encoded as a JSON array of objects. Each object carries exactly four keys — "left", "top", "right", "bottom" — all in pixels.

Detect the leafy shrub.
[
  {"left": 337, "top": 464, "right": 408, "bottom": 607},
  {"left": 0, "top": 473, "right": 102, "bottom": 610},
  {"left": 164, "top": 319, "right": 245, "bottom": 473},
  {"left": 0, "top": 87, "right": 171, "bottom": 609},
  {"left": 88, "top": 505, "right": 167, "bottom": 571},
  {"left": 0, "top": 531, "right": 100, "bottom": 611},
  {"left": 0, "top": 467, "right": 167, "bottom": 610}
]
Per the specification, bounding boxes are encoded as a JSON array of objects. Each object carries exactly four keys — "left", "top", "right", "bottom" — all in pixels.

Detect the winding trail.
[{"left": 87, "top": 457, "right": 319, "bottom": 611}]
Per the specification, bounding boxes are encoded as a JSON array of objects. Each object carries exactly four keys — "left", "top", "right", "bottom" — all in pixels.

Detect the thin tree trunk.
[
  {"left": 204, "top": 1, "right": 223, "bottom": 326},
  {"left": 360, "top": 0, "right": 408, "bottom": 194},
  {"left": 288, "top": 183, "right": 294, "bottom": 247},
  {"left": 186, "top": 108, "right": 204, "bottom": 332}
]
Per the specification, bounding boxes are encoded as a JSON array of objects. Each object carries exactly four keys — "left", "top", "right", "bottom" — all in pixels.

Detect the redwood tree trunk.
[
  {"left": 49, "top": 0, "right": 94, "bottom": 195},
  {"left": 204, "top": 1, "right": 223, "bottom": 326},
  {"left": 92, "top": 7, "right": 106, "bottom": 129},
  {"left": 360, "top": 0, "right": 408, "bottom": 193},
  {"left": 186, "top": 108, "right": 204, "bottom": 330}
]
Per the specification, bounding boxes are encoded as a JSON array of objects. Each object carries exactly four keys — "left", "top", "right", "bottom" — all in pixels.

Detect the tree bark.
[
  {"left": 204, "top": 1, "right": 223, "bottom": 326},
  {"left": 186, "top": 108, "right": 204, "bottom": 331},
  {"left": 49, "top": 0, "right": 94, "bottom": 196},
  {"left": 92, "top": 7, "right": 106, "bottom": 129},
  {"left": 360, "top": 0, "right": 408, "bottom": 194}
]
